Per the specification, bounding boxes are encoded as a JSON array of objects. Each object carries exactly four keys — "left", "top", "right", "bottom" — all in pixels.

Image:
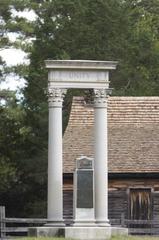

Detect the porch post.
[
  {"left": 47, "top": 87, "right": 66, "bottom": 226},
  {"left": 94, "top": 88, "right": 111, "bottom": 226}
]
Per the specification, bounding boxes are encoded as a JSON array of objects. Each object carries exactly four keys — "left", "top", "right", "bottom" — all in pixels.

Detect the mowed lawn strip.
[
  {"left": 112, "top": 236, "right": 159, "bottom": 240},
  {"left": 17, "top": 236, "right": 159, "bottom": 240}
]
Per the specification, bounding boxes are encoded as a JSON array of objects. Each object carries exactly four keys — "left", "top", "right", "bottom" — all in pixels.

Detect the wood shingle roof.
[{"left": 63, "top": 96, "right": 159, "bottom": 173}]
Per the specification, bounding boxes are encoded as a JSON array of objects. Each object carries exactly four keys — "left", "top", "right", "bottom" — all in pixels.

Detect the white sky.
[
  {"left": 0, "top": 48, "right": 28, "bottom": 66},
  {"left": 11, "top": 9, "right": 36, "bottom": 20},
  {"left": 0, "top": 49, "right": 28, "bottom": 91}
]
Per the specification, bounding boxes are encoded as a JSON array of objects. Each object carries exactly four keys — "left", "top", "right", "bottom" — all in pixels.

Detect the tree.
[
  {"left": 113, "top": 0, "right": 159, "bottom": 96},
  {"left": 0, "top": 91, "right": 47, "bottom": 217},
  {"left": 0, "top": 0, "right": 48, "bottom": 217},
  {"left": 0, "top": 92, "right": 24, "bottom": 215}
]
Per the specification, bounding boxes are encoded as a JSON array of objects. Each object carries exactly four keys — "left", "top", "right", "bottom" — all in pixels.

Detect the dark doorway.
[
  {"left": 128, "top": 188, "right": 152, "bottom": 234},
  {"left": 129, "top": 188, "right": 151, "bottom": 220}
]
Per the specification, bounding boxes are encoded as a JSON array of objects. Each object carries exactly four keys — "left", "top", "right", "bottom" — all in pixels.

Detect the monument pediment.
[{"left": 76, "top": 156, "right": 93, "bottom": 170}]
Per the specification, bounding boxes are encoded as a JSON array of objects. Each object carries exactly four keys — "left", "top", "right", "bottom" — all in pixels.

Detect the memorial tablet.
[{"left": 77, "top": 170, "right": 93, "bottom": 208}]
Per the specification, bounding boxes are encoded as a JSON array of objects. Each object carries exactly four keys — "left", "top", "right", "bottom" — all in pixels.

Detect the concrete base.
[
  {"left": 28, "top": 226, "right": 128, "bottom": 240},
  {"left": 66, "top": 227, "right": 111, "bottom": 240},
  {"left": 111, "top": 226, "right": 128, "bottom": 236}
]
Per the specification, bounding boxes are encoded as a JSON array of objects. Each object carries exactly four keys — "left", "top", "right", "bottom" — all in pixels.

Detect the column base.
[
  {"left": 73, "top": 219, "right": 96, "bottom": 227},
  {"left": 96, "top": 219, "right": 110, "bottom": 227}
]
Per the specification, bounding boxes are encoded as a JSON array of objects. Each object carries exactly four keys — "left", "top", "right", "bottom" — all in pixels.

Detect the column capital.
[
  {"left": 94, "top": 88, "right": 112, "bottom": 108},
  {"left": 47, "top": 88, "right": 67, "bottom": 107}
]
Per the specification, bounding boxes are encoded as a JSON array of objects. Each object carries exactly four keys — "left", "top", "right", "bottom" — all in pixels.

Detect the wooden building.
[{"left": 63, "top": 96, "right": 159, "bottom": 231}]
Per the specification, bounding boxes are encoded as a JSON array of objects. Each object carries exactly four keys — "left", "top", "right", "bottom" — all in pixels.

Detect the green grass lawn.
[
  {"left": 15, "top": 238, "right": 67, "bottom": 240},
  {"left": 18, "top": 236, "right": 159, "bottom": 240},
  {"left": 111, "top": 236, "right": 159, "bottom": 240}
]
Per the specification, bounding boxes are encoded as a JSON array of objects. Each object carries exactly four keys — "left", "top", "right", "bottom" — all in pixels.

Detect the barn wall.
[
  {"left": 108, "top": 189, "right": 127, "bottom": 219},
  {"left": 63, "top": 179, "right": 73, "bottom": 219},
  {"left": 63, "top": 177, "right": 159, "bottom": 221},
  {"left": 152, "top": 191, "right": 159, "bottom": 234}
]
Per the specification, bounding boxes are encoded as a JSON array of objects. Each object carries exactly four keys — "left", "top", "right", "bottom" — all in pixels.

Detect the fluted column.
[
  {"left": 47, "top": 88, "right": 66, "bottom": 226},
  {"left": 94, "top": 88, "right": 111, "bottom": 226}
]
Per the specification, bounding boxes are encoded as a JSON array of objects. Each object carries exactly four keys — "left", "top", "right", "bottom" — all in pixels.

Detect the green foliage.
[
  {"left": 123, "top": 0, "right": 159, "bottom": 95},
  {"left": 0, "top": 157, "right": 17, "bottom": 192},
  {"left": 0, "top": 92, "right": 47, "bottom": 217}
]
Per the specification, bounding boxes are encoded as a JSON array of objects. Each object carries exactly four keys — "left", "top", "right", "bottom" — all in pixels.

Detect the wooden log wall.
[
  {"left": 108, "top": 189, "right": 127, "bottom": 220},
  {"left": 152, "top": 191, "right": 159, "bottom": 235},
  {"left": 63, "top": 177, "right": 159, "bottom": 229},
  {"left": 63, "top": 190, "right": 73, "bottom": 220},
  {"left": 63, "top": 188, "right": 128, "bottom": 220}
]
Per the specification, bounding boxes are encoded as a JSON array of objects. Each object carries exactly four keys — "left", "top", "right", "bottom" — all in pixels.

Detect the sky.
[
  {"left": 0, "top": 48, "right": 28, "bottom": 90},
  {"left": 0, "top": 52, "right": 27, "bottom": 94},
  {"left": 0, "top": 48, "right": 28, "bottom": 66}
]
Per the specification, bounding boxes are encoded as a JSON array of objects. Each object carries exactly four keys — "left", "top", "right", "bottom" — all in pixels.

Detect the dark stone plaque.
[{"left": 77, "top": 170, "right": 93, "bottom": 208}]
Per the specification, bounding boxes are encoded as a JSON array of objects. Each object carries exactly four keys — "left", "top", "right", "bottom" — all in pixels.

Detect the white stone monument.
[
  {"left": 45, "top": 60, "right": 116, "bottom": 240},
  {"left": 28, "top": 60, "right": 128, "bottom": 239},
  {"left": 45, "top": 60, "right": 117, "bottom": 228}
]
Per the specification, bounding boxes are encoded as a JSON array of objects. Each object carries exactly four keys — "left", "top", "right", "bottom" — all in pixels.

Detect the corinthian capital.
[
  {"left": 94, "top": 88, "right": 112, "bottom": 107},
  {"left": 94, "top": 88, "right": 112, "bottom": 98},
  {"left": 47, "top": 88, "right": 67, "bottom": 107}
]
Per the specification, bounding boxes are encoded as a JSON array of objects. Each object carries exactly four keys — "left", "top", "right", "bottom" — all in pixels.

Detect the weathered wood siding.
[
  {"left": 63, "top": 180, "right": 73, "bottom": 220},
  {"left": 108, "top": 189, "right": 127, "bottom": 219},
  {"left": 152, "top": 191, "right": 159, "bottom": 234},
  {"left": 63, "top": 190, "right": 73, "bottom": 220},
  {"left": 63, "top": 177, "right": 159, "bottom": 224},
  {"left": 63, "top": 189, "right": 128, "bottom": 220}
]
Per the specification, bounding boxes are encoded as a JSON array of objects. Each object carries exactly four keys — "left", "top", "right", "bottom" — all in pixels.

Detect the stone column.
[
  {"left": 47, "top": 87, "right": 66, "bottom": 226},
  {"left": 94, "top": 88, "right": 111, "bottom": 227}
]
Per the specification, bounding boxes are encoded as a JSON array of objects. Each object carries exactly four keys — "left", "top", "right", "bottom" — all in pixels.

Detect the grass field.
[
  {"left": 18, "top": 236, "right": 159, "bottom": 240},
  {"left": 111, "top": 235, "right": 159, "bottom": 240}
]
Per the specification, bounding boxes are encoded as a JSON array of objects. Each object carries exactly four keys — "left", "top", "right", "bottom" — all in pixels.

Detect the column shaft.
[
  {"left": 47, "top": 88, "right": 66, "bottom": 226},
  {"left": 94, "top": 89, "right": 110, "bottom": 226}
]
